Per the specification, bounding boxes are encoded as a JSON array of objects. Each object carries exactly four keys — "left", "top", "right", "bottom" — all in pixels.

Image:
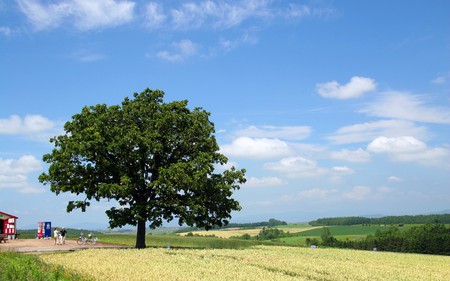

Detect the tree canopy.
[{"left": 39, "top": 88, "right": 246, "bottom": 248}]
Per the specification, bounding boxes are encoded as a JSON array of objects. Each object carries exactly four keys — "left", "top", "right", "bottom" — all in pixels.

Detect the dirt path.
[{"left": 0, "top": 238, "right": 131, "bottom": 253}]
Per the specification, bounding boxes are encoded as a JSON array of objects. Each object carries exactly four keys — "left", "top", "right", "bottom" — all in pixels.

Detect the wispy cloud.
[
  {"left": 71, "top": 49, "right": 107, "bottom": 62},
  {"left": 17, "top": 0, "right": 135, "bottom": 31},
  {"left": 234, "top": 125, "right": 311, "bottom": 141},
  {"left": 344, "top": 185, "right": 371, "bottom": 200},
  {"left": 328, "top": 119, "right": 429, "bottom": 145},
  {"left": 156, "top": 39, "right": 200, "bottom": 62},
  {"left": 360, "top": 91, "right": 450, "bottom": 124},
  {"left": 245, "top": 176, "right": 285, "bottom": 188},
  {"left": 431, "top": 72, "right": 450, "bottom": 84},
  {"left": 0, "top": 26, "right": 12, "bottom": 36}
]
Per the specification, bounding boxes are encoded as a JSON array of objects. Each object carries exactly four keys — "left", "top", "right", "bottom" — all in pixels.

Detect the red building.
[{"left": 0, "top": 211, "right": 18, "bottom": 238}]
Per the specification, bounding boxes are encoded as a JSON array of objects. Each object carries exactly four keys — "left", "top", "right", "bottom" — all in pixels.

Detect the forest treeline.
[
  {"left": 174, "top": 218, "right": 288, "bottom": 233},
  {"left": 316, "top": 223, "right": 450, "bottom": 256},
  {"left": 309, "top": 214, "right": 450, "bottom": 226}
]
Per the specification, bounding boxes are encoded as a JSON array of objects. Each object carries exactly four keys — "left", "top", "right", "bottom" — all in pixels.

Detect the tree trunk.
[{"left": 135, "top": 219, "right": 147, "bottom": 249}]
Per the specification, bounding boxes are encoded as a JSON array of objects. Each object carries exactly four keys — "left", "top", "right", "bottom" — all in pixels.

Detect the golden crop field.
[
  {"left": 179, "top": 228, "right": 262, "bottom": 238},
  {"left": 40, "top": 246, "right": 450, "bottom": 281},
  {"left": 179, "top": 226, "right": 320, "bottom": 238}
]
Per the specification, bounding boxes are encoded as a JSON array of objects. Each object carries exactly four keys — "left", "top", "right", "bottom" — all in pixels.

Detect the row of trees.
[
  {"left": 309, "top": 214, "right": 450, "bottom": 226},
  {"left": 319, "top": 224, "right": 450, "bottom": 256}
]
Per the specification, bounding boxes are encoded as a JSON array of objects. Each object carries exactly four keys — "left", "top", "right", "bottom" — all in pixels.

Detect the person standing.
[
  {"left": 60, "top": 227, "right": 67, "bottom": 245},
  {"left": 53, "top": 228, "right": 59, "bottom": 245}
]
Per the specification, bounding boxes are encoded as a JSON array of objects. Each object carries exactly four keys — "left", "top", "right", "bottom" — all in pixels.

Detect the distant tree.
[
  {"left": 320, "top": 227, "right": 337, "bottom": 246},
  {"left": 268, "top": 218, "right": 288, "bottom": 226},
  {"left": 39, "top": 88, "right": 246, "bottom": 248}
]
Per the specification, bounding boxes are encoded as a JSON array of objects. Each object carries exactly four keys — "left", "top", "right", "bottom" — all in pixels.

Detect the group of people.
[{"left": 53, "top": 227, "right": 67, "bottom": 245}]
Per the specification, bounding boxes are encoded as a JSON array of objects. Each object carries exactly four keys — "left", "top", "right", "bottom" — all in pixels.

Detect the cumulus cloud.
[
  {"left": 367, "top": 136, "right": 450, "bottom": 166},
  {"left": 0, "top": 114, "right": 55, "bottom": 134},
  {"left": 330, "top": 148, "right": 371, "bottom": 163},
  {"left": 0, "top": 155, "right": 44, "bottom": 194},
  {"left": 17, "top": 0, "right": 135, "bottom": 31},
  {"left": 245, "top": 176, "right": 285, "bottom": 188},
  {"left": 264, "top": 156, "right": 326, "bottom": 178},
  {"left": 234, "top": 125, "right": 311, "bottom": 141},
  {"left": 316, "top": 76, "right": 376, "bottom": 99},
  {"left": 360, "top": 91, "right": 450, "bottom": 124},
  {"left": 328, "top": 119, "right": 429, "bottom": 145},
  {"left": 367, "top": 136, "right": 427, "bottom": 153},
  {"left": 220, "top": 137, "right": 291, "bottom": 159}
]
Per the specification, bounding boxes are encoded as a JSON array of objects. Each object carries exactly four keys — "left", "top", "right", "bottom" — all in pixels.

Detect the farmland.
[
  {"left": 39, "top": 245, "right": 450, "bottom": 281},
  {"left": 3, "top": 223, "right": 449, "bottom": 280}
]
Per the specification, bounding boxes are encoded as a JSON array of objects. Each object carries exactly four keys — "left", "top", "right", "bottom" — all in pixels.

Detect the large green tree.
[{"left": 39, "top": 88, "right": 246, "bottom": 248}]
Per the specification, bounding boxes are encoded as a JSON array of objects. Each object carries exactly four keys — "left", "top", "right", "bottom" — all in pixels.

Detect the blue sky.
[{"left": 1, "top": 0, "right": 449, "bottom": 229}]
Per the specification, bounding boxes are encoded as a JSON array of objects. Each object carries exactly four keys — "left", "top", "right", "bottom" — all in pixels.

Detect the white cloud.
[
  {"left": 360, "top": 91, "right": 450, "bottom": 124},
  {"left": 344, "top": 185, "right": 371, "bottom": 200},
  {"left": 245, "top": 176, "right": 285, "bottom": 188},
  {"left": 17, "top": 0, "right": 135, "bottom": 31},
  {"left": 316, "top": 76, "right": 376, "bottom": 99},
  {"left": 235, "top": 125, "right": 311, "bottom": 140},
  {"left": 332, "top": 166, "right": 355, "bottom": 175},
  {"left": 0, "top": 114, "right": 55, "bottom": 134},
  {"left": 367, "top": 136, "right": 450, "bottom": 166},
  {"left": 0, "top": 155, "right": 44, "bottom": 194},
  {"left": 298, "top": 188, "right": 338, "bottom": 199},
  {"left": 156, "top": 39, "right": 199, "bottom": 62},
  {"left": 330, "top": 148, "right": 371, "bottom": 163},
  {"left": 388, "top": 176, "right": 403, "bottom": 182},
  {"left": 220, "top": 137, "right": 291, "bottom": 159},
  {"left": 367, "top": 136, "right": 427, "bottom": 153},
  {"left": 328, "top": 119, "right": 429, "bottom": 145},
  {"left": 264, "top": 156, "right": 326, "bottom": 178}
]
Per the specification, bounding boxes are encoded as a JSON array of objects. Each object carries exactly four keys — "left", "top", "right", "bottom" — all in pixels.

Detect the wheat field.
[{"left": 40, "top": 245, "right": 450, "bottom": 281}]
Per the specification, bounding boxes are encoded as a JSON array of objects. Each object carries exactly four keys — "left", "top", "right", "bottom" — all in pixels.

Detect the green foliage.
[
  {"left": 39, "top": 88, "right": 246, "bottom": 248},
  {"left": 0, "top": 252, "right": 88, "bottom": 281},
  {"left": 309, "top": 214, "right": 450, "bottom": 226},
  {"left": 330, "top": 224, "right": 450, "bottom": 255},
  {"left": 320, "top": 227, "right": 337, "bottom": 246}
]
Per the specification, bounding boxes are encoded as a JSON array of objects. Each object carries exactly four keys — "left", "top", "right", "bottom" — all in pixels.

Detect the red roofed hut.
[{"left": 0, "top": 211, "right": 18, "bottom": 239}]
